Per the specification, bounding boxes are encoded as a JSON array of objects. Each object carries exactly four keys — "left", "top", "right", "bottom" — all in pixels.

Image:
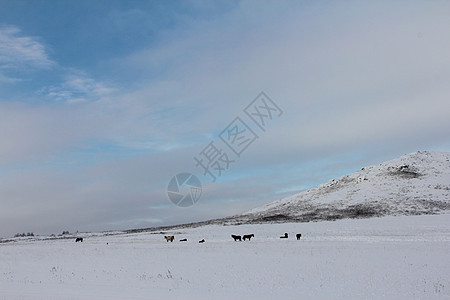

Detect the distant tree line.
[
  {"left": 13, "top": 230, "right": 73, "bottom": 238},
  {"left": 14, "top": 232, "right": 34, "bottom": 237}
]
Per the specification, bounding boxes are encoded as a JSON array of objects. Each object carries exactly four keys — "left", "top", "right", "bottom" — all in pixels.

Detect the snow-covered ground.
[{"left": 1, "top": 214, "right": 449, "bottom": 299}]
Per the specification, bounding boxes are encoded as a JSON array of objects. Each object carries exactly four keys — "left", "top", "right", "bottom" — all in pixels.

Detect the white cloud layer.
[{"left": 0, "top": 26, "right": 54, "bottom": 82}]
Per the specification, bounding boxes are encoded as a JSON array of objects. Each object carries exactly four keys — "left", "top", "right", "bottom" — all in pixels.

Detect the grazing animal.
[
  {"left": 164, "top": 235, "right": 175, "bottom": 242},
  {"left": 180, "top": 238, "right": 187, "bottom": 242},
  {"left": 243, "top": 234, "right": 254, "bottom": 241},
  {"left": 231, "top": 234, "right": 242, "bottom": 241},
  {"left": 75, "top": 237, "right": 83, "bottom": 242},
  {"left": 199, "top": 239, "right": 205, "bottom": 243},
  {"left": 280, "top": 233, "right": 288, "bottom": 239},
  {"left": 296, "top": 233, "right": 302, "bottom": 240}
]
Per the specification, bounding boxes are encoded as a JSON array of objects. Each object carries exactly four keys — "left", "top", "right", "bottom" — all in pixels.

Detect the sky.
[{"left": 1, "top": 0, "right": 449, "bottom": 237}]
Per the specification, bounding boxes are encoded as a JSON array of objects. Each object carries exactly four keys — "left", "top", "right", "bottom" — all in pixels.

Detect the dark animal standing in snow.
[
  {"left": 180, "top": 238, "right": 187, "bottom": 242},
  {"left": 164, "top": 235, "right": 175, "bottom": 242},
  {"left": 199, "top": 239, "right": 205, "bottom": 243},
  {"left": 231, "top": 235, "right": 242, "bottom": 241},
  {"left": 280, "top": 233, "right": 288, "bottom": 239},
  {"left": 243, "top": 234, "right": 254, "bottom": 241},
  {"left": 75, "top": 238, "right": 83, "bottom": 242},
  {"left": 296, "top": 233, "right": 302, "bottom": 240}
]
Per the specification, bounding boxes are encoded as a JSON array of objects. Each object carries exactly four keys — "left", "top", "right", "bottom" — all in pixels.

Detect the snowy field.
[{"left": 1, "top": 214, "right": 449, "bottom": 300}]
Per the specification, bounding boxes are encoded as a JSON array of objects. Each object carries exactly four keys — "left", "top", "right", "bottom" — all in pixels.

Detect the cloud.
[
  {"left": 1, "top": 1, "right": 450, "bottom": 237},
  {"left": 39, "top": 69, "right": 116, "bottom": 103},
  {"left": 0, "top": 25, "right": 54, "bottom": 82},
  {"left": 107, "top": 0, "right": 450, "bottom": 164}
]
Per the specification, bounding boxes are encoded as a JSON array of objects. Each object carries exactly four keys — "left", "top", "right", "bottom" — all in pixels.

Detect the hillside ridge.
[{"left": 240, "top": 151, "right": 450, "bottom": 224}]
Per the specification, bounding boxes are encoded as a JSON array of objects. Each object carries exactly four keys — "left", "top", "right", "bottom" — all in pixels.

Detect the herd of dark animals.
[
  {"left": 232, "top": 234, "right": 255, "bottom": 241},
  {"left": 279, "top": 233, "right": 302, "bottom": 240},
  {"left": 75, "top": 233, "right": 302, "bottom": 243}
]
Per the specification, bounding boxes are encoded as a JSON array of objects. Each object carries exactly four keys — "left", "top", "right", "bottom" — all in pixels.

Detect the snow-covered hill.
[{"left": 238, "top": 151, "right": 450, "bottom": 224}]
